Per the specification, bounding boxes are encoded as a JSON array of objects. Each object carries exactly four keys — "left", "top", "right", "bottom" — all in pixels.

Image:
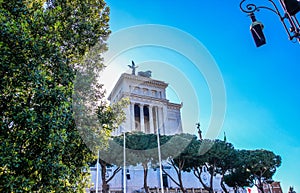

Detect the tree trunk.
[
  {"left": 193, "top": 167, "right": 213, "bottom": 193},
  {"left": 143, "top": 163, "right": 149, "bottom": 193},
  {"left": 162, "top": 166, "right": 182, "bottom": 191},
  {"left": 100, "top": 160, "right": 109, "bottom": 193},
  {"left": 233, "top": 186, "right": 238, "bottom": 193},
  {"left": 178, "top": 170, "right": 186, "bottom": 193},
  {"left": 258, "top": 185, "right": 265, "bottom": 193},
  {"left": 220, "top": 171, "right": 229, "bottom": 193},
  {"left": 257, "top": 179, "right": 265, "bottom": 193},
  {"left": 176, "top": 160, "right": 186, "bottom": 193},
  {"left": 220, "top": 176, "right": 229, "bottom": 193}
]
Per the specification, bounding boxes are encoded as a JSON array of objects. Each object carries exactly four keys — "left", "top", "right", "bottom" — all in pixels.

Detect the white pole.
[
  {"left": 123, "top": 132, "right": 126, "bottom": 193},
  {"left": 157, "top": 129, "right": 164, "bottom": 193},
  {"left": 95, "top": 150, "right": 99, "bottom": 193}
]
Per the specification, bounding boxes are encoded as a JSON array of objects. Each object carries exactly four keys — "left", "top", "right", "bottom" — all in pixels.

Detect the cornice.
[
  {"left": 167, "top": 102, "right": 182, "bottom": 110},
  {"left": 120, "top": 93, "right": 182, "bottom": 109},
  {"left": 121, "top": 73, "right": 168, "bottom": 88},
  {"left": 109, "top": 73, "right": 168, "bottom": 100},
  {"left": 124, "top": 93, "right": 169, "bottom": 104}
]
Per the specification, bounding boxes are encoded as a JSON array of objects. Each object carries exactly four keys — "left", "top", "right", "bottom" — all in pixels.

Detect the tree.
[
  {"left": 224, "top": 168, "right": 251, "bottom": 193},
  {"left": 161, "top": 133, "right": 198, "bottom": 193},
  {"left": 216, "top": 141, "right": 237, "bottom": 193},
  {"left": 0, "top": 0, "right": 110, "bottom": 192},
  {"left": 224, "top": 150, "right": 252, "bottom": 193},
  {"left": 239, "top": 149, "right": 282, "bottom": 193},
  {"left": 182, "top": 139, "right": 236, "bottom": 193}
]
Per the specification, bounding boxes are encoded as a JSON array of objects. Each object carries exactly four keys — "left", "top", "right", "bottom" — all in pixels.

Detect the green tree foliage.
[
  {"left": 224, "top": 167, "right": 251, "bottom": 193},
  {"left": 224, "top": 150, "right": 252, "bottom": 193},
  {"left": 238, "top": 149, "right": 282, "bottom": 193},
  {"left": 181, "top": 139, "right": 281, "bottom": 193},
  {"left": 161, "top": 133, "right": 198, "bottom": 193},
  {"left": 0, "top": 0, "right": 110, "bottom": 192},
  {"left": 214, "top": 141, "right": 237, "bottom": 193},
  {"left": 180, "top": 139, "right": 236, "bottom": 193}
]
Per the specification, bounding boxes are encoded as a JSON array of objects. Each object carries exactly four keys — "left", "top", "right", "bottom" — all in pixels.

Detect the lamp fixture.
[{"left": 240, "top": 0, "right": 300, "bottom": 46}]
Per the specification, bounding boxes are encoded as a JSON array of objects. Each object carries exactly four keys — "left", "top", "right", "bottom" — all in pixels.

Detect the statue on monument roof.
[
  {"left": 138, "top": 70, "right": 152, "bottom": 78},
  {"left": 128, "top": 60, "right": 138, "bottom": 75},
  {"left": 127, "top": 61, "right": 152, "bottom": 78}
]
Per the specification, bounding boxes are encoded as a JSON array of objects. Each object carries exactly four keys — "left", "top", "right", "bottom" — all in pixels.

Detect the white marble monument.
[{"left": 108, "top": 71, "right": 183, "bottom": 135}]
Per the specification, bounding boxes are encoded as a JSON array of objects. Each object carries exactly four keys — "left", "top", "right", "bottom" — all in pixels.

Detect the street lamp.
[
  {"left": 121, "top": 126, "right": 127, "bottom": 193},
  {"left": 239, "top": 0, "right": 300, "bottom": 46},
  {"left": 95, "top": 150, "right": 100, "bottom": 193},
  {"left": 249, "top": 13, "right": 267, "bottom": 47},
  {"left": 156, "top": 129, "right": 164, "bottom": 193}
]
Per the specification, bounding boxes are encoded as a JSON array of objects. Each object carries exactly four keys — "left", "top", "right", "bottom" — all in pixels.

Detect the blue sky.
[{"left": 103, "top": 0, "right": 300, "bottom": 192}]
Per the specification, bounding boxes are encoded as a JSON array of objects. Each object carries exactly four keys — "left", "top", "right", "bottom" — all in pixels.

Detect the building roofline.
[
  {"left": 168, "top": 102, "right": 183, "bottom": 109},
  {"left": 108, "top": 73, "right": 168, "bottom": 101}
]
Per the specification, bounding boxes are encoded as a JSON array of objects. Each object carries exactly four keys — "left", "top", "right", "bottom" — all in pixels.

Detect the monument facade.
[{"left": 108, "top": 71, "right": 183, "bottom": 136}]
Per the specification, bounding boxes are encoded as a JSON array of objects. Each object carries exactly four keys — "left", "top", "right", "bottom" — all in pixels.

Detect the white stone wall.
[{"left": 166, "top": 105, "right": 183, "bottom": 135}]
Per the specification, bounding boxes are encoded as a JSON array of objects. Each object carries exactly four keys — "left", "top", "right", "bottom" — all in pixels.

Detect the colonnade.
[{"left": 129, "top": 102, "right": 167, "bottom": 134}]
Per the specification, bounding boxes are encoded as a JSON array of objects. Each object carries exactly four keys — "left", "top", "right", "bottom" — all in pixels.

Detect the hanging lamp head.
[
  {"left": 283, "top": 0, "right": 300, "bottom": 16},
  {"left": 249, "top": 13, "right": 266, "bottom": 47}
]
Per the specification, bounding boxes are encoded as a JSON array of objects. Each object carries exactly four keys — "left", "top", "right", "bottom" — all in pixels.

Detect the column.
[
  {"left": 162, "top": 106, "right": 168, "bottom": 134},
  {"left": 139, "top": 104, "right": 145, "bottom": 132},
  {"left": 154, "top": 106, "right": 158, "bottom": 134},
  {"left": 158, "top": 106, "right": 163, "bottom": 134},
  {"left": 130, "top": 102, "right": 135, "bottom": 131},
  {"left": 149, "top": 105, "right": 154, "bottom": 134}
]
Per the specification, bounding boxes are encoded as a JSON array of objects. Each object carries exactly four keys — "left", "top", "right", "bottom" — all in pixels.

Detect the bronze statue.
[
  {"left": 196, "top": 123, "right": 202, "bottom": 140},
  {"left": 138, "top": 70, "right": 152, "bottom": 78},
  {"left": 128, "top": 61, "right": 138, "bottom": 75}
]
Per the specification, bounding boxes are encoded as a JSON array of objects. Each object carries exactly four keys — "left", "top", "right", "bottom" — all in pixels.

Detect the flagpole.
[
  {"left": 95, "top": 150, "right": 99, "bottom": 193},
  {"left": 156, "top": 129, "right": 164, "bottom": 193},
  {"left": 123, "top": 131, "right": 126, "bottom": 193}
]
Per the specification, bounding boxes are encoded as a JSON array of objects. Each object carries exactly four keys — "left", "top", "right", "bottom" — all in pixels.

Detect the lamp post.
[
  {"left": 95, "top": 150, "right": 100, "bottom": 193},
  {"left": 156, "top": 129, "right": 164, "bottom": 193},
  {"left": 239, "top": 0, "right": 300, "bottom": 46},
  {"left": 121, "top": 126, "right": 127, "bottom": 193},
  {"left": 123, "top": 131, "right": 126, "bottom": 193}
]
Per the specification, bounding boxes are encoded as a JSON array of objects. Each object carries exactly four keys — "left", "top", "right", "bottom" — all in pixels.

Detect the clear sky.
[{"left": 102, "top": 0, "right": 300, "bottom": 192}]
